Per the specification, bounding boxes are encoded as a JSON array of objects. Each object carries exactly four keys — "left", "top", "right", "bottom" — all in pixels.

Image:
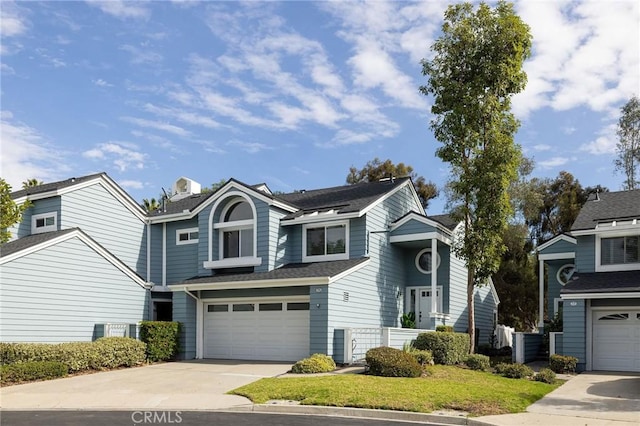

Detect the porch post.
[
  {"left": 538, "top": 259, "right": 544, "bottom": 330},
  {"left": 431, "top": 238, "right": 437, "bottom": 315}
]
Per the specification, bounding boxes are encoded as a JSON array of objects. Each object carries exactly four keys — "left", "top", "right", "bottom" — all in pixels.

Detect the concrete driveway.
[
  {"left": 0, "top": 360, "right": 292, "bottom": 411},
  {"left": 473, "top": 372, "right": 640, "bottom": 425}
]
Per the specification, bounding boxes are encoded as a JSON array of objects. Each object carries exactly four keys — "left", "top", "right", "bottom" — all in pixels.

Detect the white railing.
[
  {"left": 105, "top": 323, "right": 129, "bottom": 338},
  {"left": 495, "top": 324, "right": 514, "bottom": 348},
  {"left": 338, "top": 327, "right": 432, "bottom": 364},
  {"left": 350, "top": 328, "right": 382, "bottom": 362}
]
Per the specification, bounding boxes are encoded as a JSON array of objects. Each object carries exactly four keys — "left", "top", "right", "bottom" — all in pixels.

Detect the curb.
[{"left": 227, "top": 404, "right": 469, "bottom": 425}]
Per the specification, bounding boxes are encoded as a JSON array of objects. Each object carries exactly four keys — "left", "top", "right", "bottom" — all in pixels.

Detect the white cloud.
[
  {"left": 93, "top": 78, "right": 113, "bottom": 87},
  {"left": 580, "top": 124, "right": 618, "bottom": 155},
  {"left": 227, "top": 140, "right": 272, "bottom": 154},
  {"left": 82, "top": 142, "right": 147, "bottom": 171},
  {"left": 0, "top": 1, "right": 29, "bottom": 38},
  {"left": 121, "top": 116, "right": 191, "bottom": 137},
  {"left": 119, "top": 44, "right": 162, "bottom": 65},
  {"left": 143, "top": 103, "right": 222, "bottom": 129},
  {"left": 0, "top": 113, "right": 68, "bottom": 188},
  {"left": 118, "top": 179, "right": 144, "bottom": 190},
  {"left": 538, "top": 157, "right": 570, "bottom": 169},
  {"left": 86, "top": 1, "right": 150, "bottom": 20},
  {"left": 130, "top": 130, "right": 180, "bottom": 152},
  {"left": 533, "top": 144, "right": 552, "bottom": 151}
]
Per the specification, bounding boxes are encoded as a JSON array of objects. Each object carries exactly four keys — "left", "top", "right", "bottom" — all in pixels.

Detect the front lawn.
[{"left": 231, "top": 365, "right": 561, "bottom": 416}]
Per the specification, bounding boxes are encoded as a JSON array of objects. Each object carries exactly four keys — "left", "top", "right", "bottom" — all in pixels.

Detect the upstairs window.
[
  {"left": 32, "top": 212, "right": 57, "bottom": 234},
  {"left": 176, "top": 228, "right": 199, "bottom": 245},
  {"left": 601, "top": 236, "right": 639, "bottom": 265},
  {"left": 219, "top": 200, "right": 254, "bottom": 259},
  {"left": 303, "top": 222, "right": 348, "bottom": 262}
]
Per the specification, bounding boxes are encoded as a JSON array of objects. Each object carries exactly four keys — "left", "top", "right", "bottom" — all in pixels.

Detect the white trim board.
[
  {"left": 537, "top": 234, "right": 576, "bottom": 252},
  {"left": 0, "top": 229, "right": 151, "bottom": 289},
  {"left": 390, "top": 232, "right": 452, "bottom": 245},
  {"left": 561, "top": 292, "right": 640, "bottom": 300},
  {"left": 538, "top": 252, "right": 576, "bottom": 261}
]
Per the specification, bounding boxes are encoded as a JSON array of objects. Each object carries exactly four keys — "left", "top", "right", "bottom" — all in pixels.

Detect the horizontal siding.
[
  {"left": 448, "top": 252, "right": 469, "bottom": 332},
  {"left": 61, "top": 183, "right": 147, "bottom": 277},
  {"left": 474, "top": 284, "right": 498, "bottom": 347},
  {"left": 349, "top": 216, "right": 366, "bottom": 257},
  {"left": 576, "top": 235, "right": 595, "bottom": 273},
  {"left": 391, "top": 219, "right": 439, "bottom": 236},
  {"left": 200, "top": 286, "right": 309, "bottom": 299},
  {"left": 563, "top": 299, "right": 586, "bottom": 369},
  {"left": 166, "top": 219, "right": 199, "bottom": 284},
  {"left": 173, "top": 291, "right": 196, "bottom": 359},
  {"left": 150, "top": 224, "right": 163, "bottom": 285},
  {"left": 538, "top": 239, "right": 576, "bottom": 255},
  {"left": 310, "top": 285, "right": 329, "bottom": 355},
  {"left": 0, "top": 236, "right": 148, "bottom": 343},
  {"left": 546, "top": 259, "right": 574, "bottom": 316}
]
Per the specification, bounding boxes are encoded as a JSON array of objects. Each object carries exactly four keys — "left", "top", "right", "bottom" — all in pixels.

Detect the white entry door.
[
  {"left": 407, "top": 287, "right": 442, "bottom": 329},
  {"left": 203, "top": 300, "right": 310, "bottom": 362},
  {"left": 592, "top": 310, "right": 640, "bottom": 372}
]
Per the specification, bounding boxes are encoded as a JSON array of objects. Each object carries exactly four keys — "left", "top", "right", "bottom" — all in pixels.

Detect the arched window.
[{"left": 220, "top": 200, "right": 254, "bottom": 259}]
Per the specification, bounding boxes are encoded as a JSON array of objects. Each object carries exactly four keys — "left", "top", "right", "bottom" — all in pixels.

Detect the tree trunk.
[{"left": 467, "top": 270, "right": 475, "bottom": 354}]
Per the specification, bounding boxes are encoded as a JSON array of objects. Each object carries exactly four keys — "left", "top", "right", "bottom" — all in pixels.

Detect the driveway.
[
  {"left": 472, "top": 372, "right": 640, "bottom": 425},
  {"left": 0, "top": 360, "right": 292, "bottom": 411}
]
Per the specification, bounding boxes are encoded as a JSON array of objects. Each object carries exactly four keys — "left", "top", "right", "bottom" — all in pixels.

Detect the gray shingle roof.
[
  {"left": 179, "top": 258, "right": 369, "bottom": 285},
  {"left": 562, "top": 271, "right": 640, "bottom": 294},
  {"left": 0, "top": 228, "right": 79, "bottom": 258},
  {"left": 427, "top": 213, "right": 459, "bottom": 230},
  {"left": 276, "top": 177, "right": 411, "bottom": 220},
  {"left": 571, "top": 190, "right": 640, "bottom": 231},
  {"left": 10, "top": 173, "right": 105, "bottom": 199},
  {"left": 147, "top": 192, "right": 214, "bottom": 216}
]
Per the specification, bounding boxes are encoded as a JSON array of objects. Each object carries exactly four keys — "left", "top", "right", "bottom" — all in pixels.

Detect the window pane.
[
  {"left": 625, "top": 236, "right": 639, "bottom": 263},
  {"left": 240, "top": 228, "right": 253, "bottom": 257},
  {"left": 601, "top": 237, "right": 625, "bottom": 265},
  {"left": 326, "top": 225, "right": 346, "bottom": 254},
  {"left": 287, "top": 302, "right": 310, "bottom": 311},
  {"left": 189, "top": 231, "right": 199, "bottom": 240},
  {"left": 207, "top": 304, "right": 228, "bottom": 312},
  {"left": 225, "top": 201, "right": 252, "bottom": 221},
  {"left": 419, "top": 252, "right": 432, "bottom": 272},
  {"left": 223, "top": 230, "right": 239, "bottom": 258},
  {"left": 45, "top": 216, "right": 55, "bottom": 226},
  {"left": 232, "top": 303, "right": 254, "bottom": 312},
  {"left": 36, "top": 218, "right": 45, "bottom": 227},
  {"left": 179, "top": 233, "right": 189, "bottom": 241},
  {"left": 259, "top": 303, "right": 282, "bottom": 311},
  {"left": 306, "top": 227, "right": 325, "bottom": 256}
]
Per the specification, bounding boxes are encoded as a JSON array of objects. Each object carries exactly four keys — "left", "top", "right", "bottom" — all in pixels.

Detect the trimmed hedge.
[
  {"left": 535, "top": 368, "right": 556, "bottom": 384},
  {"left": 494, "top": 363, "right": 534, "bottom": 379},
  {"left": 139, "top": 321, "right": 181, "bottom": 362},
  {"left": 549, "top": 354, "right": 578, "bottom": 374},
  {"left": 0, "top": 337, "right": 146, "bottom": 372},
  {"left": 291, "top": 354, "right": 336, "bottom": 374},
  {"left": 1, "top": 361, "right": 68, "bottom": 385},
  {"left": 465, "top": 354, "right": 490, "bottom": 371},
  {"left": 414, "top": 332, "right": 470, "bottom": 365},
  {"left": 435, "top": 325, "right": 454, "bottom": 333},
  {"left": 366, "top": 346, "right": 422, "bottom": 378},
  {"left": 407, "top": 349, "right": 434, "bottom": 367}
]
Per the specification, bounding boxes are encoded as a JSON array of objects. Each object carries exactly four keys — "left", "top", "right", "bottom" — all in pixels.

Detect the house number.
[{"left": 570, "top": 302, "right": 577, "bottom": 306}]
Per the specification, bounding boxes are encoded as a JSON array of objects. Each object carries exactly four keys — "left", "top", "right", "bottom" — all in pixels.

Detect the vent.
[{"left": 343, "top": 292, "right": 350, "bottom": 302}]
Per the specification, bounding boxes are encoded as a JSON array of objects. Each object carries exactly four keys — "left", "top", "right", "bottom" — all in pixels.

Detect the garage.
[
  {"left": 592, "top": 310, "right": 640, "bottom": 372},
  {"left": 203, "top": 299, "right": 310, "bottom": 361}
]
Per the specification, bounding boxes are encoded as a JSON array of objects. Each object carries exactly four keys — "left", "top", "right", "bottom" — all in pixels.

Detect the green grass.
[{"left": 231, "top": 366, "right": 561, "bottom": 416}]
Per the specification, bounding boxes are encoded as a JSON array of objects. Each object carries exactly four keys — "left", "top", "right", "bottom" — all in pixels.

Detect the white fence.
[
  {"left": 104, "top": 323, "right": 130, "bottom": 338},
  {"left": 339, "top": 327, "right": 429, "bottom": 364}
]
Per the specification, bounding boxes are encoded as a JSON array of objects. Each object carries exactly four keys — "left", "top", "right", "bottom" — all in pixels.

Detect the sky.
[{"left": 1, "top": 0, "right": 639, "bottom": 214}]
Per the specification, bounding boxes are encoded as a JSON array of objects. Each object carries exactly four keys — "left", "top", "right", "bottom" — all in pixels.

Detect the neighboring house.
[
  {"left": 1, "top": 173, "right": 499, "bottom": 362},
  {"left": 537, "top": 189, "right": 640, "bottom": 372}
]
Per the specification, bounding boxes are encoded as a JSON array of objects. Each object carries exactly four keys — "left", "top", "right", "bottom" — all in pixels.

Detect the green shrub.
[
  {"left": 535, "top": 368, "right": 556, "bottom": 384},
  {"left": 549, "top": 354, "right": 578, "bottom": 374},
  {"left": 414, "top": 332, "right": 470, "bottom": 365},
  {"left": 435, "top": 325, "right": 454, "bottom": 333},
  {"left": 465, "top": 354, "right": 490, "bottom": 371},
  {"left": 1, "top": 361, "right": 68, "bottom": 385},
  {"left": 408, "top": 349, "right": 434, "bottom": 367},
  {"left": 400, "top": 312, "right": 416, "bottom": 329},
  {"left": 366, "top": 346, "right": 422, "bottom": 378},
  {"left": 139, "top": 321, "right": 181, "bottom": 362},
  {"left": 92, "top": 337, "right": 146, "bottom": 369},
  {"left": 291, "top": 354, "right": 336, "bottom": 374},
  {"left": 494, "top": 363, "right": 534, "bottom": 379},
  {"left": 0, "top": 342, "right": 99, "bottom": 372}
]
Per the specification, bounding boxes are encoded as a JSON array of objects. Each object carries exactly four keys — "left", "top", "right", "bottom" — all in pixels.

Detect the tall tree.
[
  {"left": 346, "top": 158, "right": 438, "bottom": 210},
  {"left": 615, "top": 95, "right": 640, "bottom": 190},
  {"left": 420, "top": 1, "right": 531, "bottom": 352},
  {"left": 22, "top": 178, "right": 43, "bottom": 189},
  {"left": 1, "top": 179, "right": 31, "bottom": 244}
]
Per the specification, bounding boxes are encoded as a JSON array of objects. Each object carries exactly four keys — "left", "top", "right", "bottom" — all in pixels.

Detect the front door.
[{"left": 406, "top": 287, "right": 442, "bottom": 329}]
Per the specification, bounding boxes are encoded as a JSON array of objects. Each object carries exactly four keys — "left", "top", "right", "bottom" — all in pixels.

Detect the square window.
[{"left": 303, "top": 222, "right": 348, "bottom": 261}]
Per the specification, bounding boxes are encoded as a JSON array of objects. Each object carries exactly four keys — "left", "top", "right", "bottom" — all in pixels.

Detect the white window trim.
[
  {"left": 176, "top": 227, "right": 199, "bottom": 245},
  {"left": 553, "top": 298, "right": 563, "bottom": 316},
  {"left": 206, "top": 192, "right": 259, "bottom": 269},
  {"left": 302, "top": 220, "right": 349, "bottom": 263},
  {"left": 415, "top": 248, "right": 441, "bottom": 274},
  {"left": 31, "top": 212, "right": 57, "bottom": 234},
  {"left": 595, "top": 232, "right": 640, "bottom": 272}
]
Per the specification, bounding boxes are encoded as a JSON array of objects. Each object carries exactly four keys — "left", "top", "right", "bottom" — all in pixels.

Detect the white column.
[
  {"left": 196, "top": 299, "right": 203, "bottom": 359},
  {"left": 431, "top": 238, "right": 438, "bottom": 315},
  {"left": 538, "top": 259, "right": 545, "bottom": 330},
  {"left": 146, "top": 223, "right": 151, "bottom": 281}
]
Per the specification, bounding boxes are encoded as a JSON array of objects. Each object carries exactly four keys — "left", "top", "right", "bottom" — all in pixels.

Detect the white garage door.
[
  {"left": 204, "top": 300, "right": 310, "bottom": 361},
  {"left": 592, "top": 310, "right": 640, "bottom": 372}
]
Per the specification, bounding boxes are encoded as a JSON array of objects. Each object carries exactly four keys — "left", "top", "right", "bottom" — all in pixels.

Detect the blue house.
[
  {"left": 537, "top": 189, "right": 640, "bottom": 372},
  {"left": 1, "top": 173, "right": 499, "bottom": 361}
]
